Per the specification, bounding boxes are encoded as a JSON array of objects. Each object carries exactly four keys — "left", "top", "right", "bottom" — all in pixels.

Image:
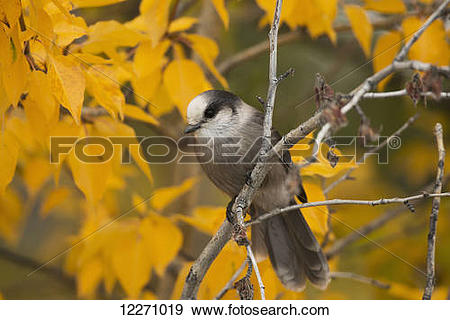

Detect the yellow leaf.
[
  {"left": 0, "top": 189, "right": 23, "bottom": 244},
  {"left": 73, "top": 53, "right": 112, "bottom": 65},
  {"left": 295, "top": 146, "right": 357, "bottom": 178},
  {"left": 150, "top": 178, "right": 197, "bottom": 211},
  {"left": 0, "top": 24, "right": 28, "bottom": 107},
  {"left": 53, "top": 16, "right": 88, "bottom": 47},
  {"left": 140, "top": 213, "right": 183, "bottom": 275},
  {"left": 172, "top": 43, "right": 185, "bottom": 59},
  {"left": 83, "top": 20, "right": 146, "bottom": 54},
  {"left": 419, "top": 0, "right": 434, "bottom": 3},
  {"left": 112, "top": 121, "right": 153, "bottom": 184},
  {"left": 132, "top": 68, "right": 162, "bottom": 107},
  {"left": 387, "top": 282, "right": 449, "bottom": 300},
  {"left": 0, "top": 0, "right": 21, "bottom": 26},
  {"left": 48, "top": 118, "right": 83, "bottom": 184},
  {"left": 142, "top": 291, "right": 157, "bottom": 299},
  {"left": 72, "top": 0, "right": 126, "bottom": 8},
  {"left": 402, "top": 17, "right": 449, "bottom": 67},
  {"left": 344, "top": 5, "right": 373, "bottom": 57},
  {"left": 124, "top": 104, "right": 159, "bottom": 126},
  {"left": 26, "top": 4, "right": 54, "bottom": 49},
  {"left": 68, "top": 128, "right": 113, "bottom": 203},
  {"left": 140, "top": 0, "right": 172, "bottom": 45},
  {"left": 211, "top": 0, "right": 229, "bottom": 29},
  {"left": 131, "top": 40, "right": 169, "bottom": 106},
  {"left": 301, "top": 179, "right": 328, "bottom": 239},
  {"left": 163, "top": 59, "right": 212, "bottom": 119},
  {"left": 0, "top": 131, "right": 19, "bottom": 195},
  {"left": 133, "top": 40, "right": 170, "bottom": 78},
  {"left": 168, "top": 17, "right": 198, "bottom": 33},
  {"left": 270, "top": 0, "right": 337, "bottom": 43},
  {"left": 0, "top": 76, "right": 9, "bottom": 118},
  {"left": 50, "top": 55, "right": 86, "bottom": 125},
  {"left": 364, "top": 0, "right": 406, "bottom": 14},
  {"left": 147, "top": 82, "right": 174, "bottom": 117},
  {"left": 84, "top": 65, "right": 125, "bottom": 119},
  {"left": 77, "top": 257, "right": 104, "bottom": 298},
  {"left": 308, "top": 0, "right": 338, "bottom": 43},
  {"left": 0, "top": 292, "right": 2, "bottom": 299},
  {"left": 23, "top": 71, "right": 59, "bottom": 141},
  {"left": 372, "top": 31, "right": 403, "bottom": 90},
  {"left": 255, "top": 0, "right": 297, "bottom": 29},
  {"left": 111, "top": 224, "right": 152, "bottom": 299},
  {"left": 175, "top": 206, "right": 224, "bottom": 235},
  {"left": 23, "top": 158, "right": 53, "bottom": 196},
  {"left": 184, "top": 34, "right": 228, "bottom": 88},
  {"left": 132, "top": 193, "right": 148, "bottom": 214},
  {"left": 41, "top": 187, "right": 71, "bottom": 217}
]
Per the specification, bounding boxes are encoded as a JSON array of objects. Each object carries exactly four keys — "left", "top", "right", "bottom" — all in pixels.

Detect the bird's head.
[{"left": 185, "top": 90, "right": 241, "bottom": 136}]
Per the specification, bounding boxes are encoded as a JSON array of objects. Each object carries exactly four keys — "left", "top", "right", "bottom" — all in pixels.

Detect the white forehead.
[{"left": 186, "top": 93, "right": 209, "bottom": 124}]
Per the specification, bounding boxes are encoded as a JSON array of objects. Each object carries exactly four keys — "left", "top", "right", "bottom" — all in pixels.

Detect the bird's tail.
[{"left": 250, "top": 201, "right": 329, "bottom": 291}]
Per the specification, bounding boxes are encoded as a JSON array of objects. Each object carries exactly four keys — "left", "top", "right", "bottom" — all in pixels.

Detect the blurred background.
[{"left": 0, "top": 0, "right": 449, "bottom": 299}]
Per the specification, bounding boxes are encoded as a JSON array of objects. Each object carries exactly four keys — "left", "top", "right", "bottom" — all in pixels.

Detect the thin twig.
[
  {"left": 330, "top": 271, "right": 391, "bottom": 289},
  {"left": 218, "top": 15, "right": 405, "bottom": 74},
  {"left": 246, "top": 245, "right": 265, "bottom": 300},
  {"left": 313, "top": 60, "right": 449, "bottom": 156},
  {"left": 327, "top": 175, "right": 450, "bottom": 259},
  {"left": 362, "top": 90, "right": 450, "bottom": 99},
  {"left": 247, "top": 192, "right": 450, "bottom": 226},
  {"left": 324, "top": 113, "right": 420, "bottom": 195},
  {"left": 423, "top": 123, "right": 445, "bottom": 300},
  {"left": 214, "top": 260, "right": 247, "bottom": 300},
  {"left": 395, "top": 0, "right": 450, "bottom": 62}
]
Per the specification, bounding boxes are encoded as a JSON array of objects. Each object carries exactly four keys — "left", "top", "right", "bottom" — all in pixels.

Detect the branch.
[
  {"left": 218, "top": 15, "right": 405, "bottom": 74},
  {"left": 324, "top": 113, "right": 420, "bottom": 195},
  {"left": 313, "top": 60, "right": 449, "bottom": 154},
  {"left": 326, "top": 207, "right": 406, "bottom": 260},
  {"left": 214, "top": 260, "right": 247, "bottom": 300},
  {"left": 312, "top": 0, "right": 450, "bottom": 153},
  {"left": 395, "top": 0, "right": 450, "bottom": 62},
  {"left": 330, "top": 271, "right": 391, "bottom": 290},
  {"left": 423, "top": 123, "right": 445, "bottom": 300},
  {"left": 180, "top": 221, "right": 232, "bottom": 299},
  {"left": 362, "top": 90, "right": 450, "bottom": 99},
  {"left": 325, "top": 174, "right": 450, "bottom": 259},
  {"left": 0, "top": 246, "right": 74, "bottom": 288},
  {"left": 247, "top": 192, "right": 450, "bottom": 226}
]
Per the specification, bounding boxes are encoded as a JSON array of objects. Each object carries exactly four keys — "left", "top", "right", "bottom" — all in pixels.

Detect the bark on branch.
[{"left": 423, "top": 123, "right": 445, "bottom": 300}]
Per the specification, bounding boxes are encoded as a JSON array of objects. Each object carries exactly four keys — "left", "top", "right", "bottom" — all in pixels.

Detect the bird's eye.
[{"left": 204, "top": 107, "right": 216, "bottom": 119}]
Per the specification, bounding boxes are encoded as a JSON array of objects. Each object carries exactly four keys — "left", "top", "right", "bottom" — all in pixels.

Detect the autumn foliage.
[{"left": 0, "top": 0, "right": 449, "bottom": 300}]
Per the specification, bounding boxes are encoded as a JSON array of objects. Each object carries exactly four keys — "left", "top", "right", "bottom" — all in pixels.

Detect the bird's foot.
[
  {"left": 245, "top": 170, "right": 253, "bottom": 187},
  {"left": 226, "top": 195, "right": 237, "bottom": 224}
]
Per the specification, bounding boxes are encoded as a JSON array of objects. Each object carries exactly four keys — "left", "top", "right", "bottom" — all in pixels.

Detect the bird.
[{"left": 184, "top": 89, "right": 329, "bottom": 291}]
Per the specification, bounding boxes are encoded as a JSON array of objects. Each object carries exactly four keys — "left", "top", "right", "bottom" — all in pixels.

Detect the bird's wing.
[{"left": 250, "top": 110, "right": 308, "bottom": 203}]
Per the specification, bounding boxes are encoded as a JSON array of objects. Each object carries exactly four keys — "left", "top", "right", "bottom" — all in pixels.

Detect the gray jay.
[{"left": 184, "top": 90, "right": 329, "bottom": 291}]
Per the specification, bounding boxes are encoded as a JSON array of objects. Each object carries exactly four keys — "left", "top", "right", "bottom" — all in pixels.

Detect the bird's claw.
[
  {"left": 245, "top": 170, "right": 253, "bottom": 186},
  {"left": 226, "top": 196, "right": 237, "bottom": 224}
]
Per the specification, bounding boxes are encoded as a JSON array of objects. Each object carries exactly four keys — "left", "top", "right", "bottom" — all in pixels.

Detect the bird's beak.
[{"left": 184, "top": 123, "right": 202, "bottom": 134}]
